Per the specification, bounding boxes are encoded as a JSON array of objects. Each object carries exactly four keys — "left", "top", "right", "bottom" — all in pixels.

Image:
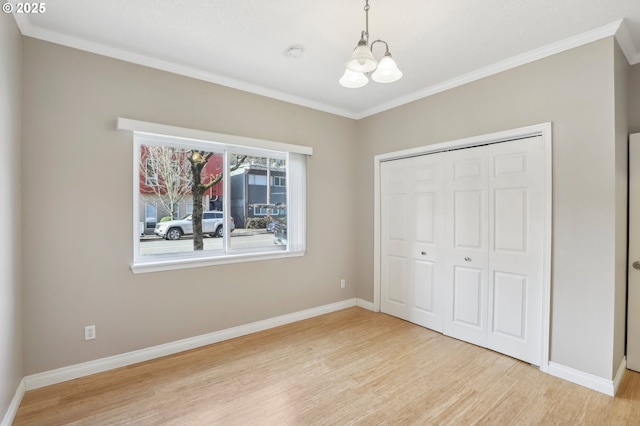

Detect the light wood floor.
[{"left": 14, "top": 307, "right": 640, "bottom": 425}]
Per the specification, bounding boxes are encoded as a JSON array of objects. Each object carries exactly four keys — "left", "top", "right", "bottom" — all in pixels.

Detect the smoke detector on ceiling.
[{"left": 284, "top": 45, "right": 304, "bottom": 58}]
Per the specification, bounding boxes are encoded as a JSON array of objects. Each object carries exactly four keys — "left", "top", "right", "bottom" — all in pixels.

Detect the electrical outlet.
[
  {"left": 85, "top": 325, "right": 96, "bottom": 340},
  {"left": 341, "top": 279, "right": 346, "bottom": 289}
]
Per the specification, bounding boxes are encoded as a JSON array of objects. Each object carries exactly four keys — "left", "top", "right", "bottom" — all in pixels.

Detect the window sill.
[{"left": 131, "top": 250, "right": 304, "bottom": 274}]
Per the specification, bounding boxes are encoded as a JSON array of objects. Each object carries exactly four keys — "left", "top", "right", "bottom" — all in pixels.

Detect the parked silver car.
[{"left": 154, "top": 211, "right": 235, "bottom": 240}]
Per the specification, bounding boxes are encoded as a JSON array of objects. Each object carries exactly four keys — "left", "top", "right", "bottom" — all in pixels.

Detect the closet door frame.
[{"left": 373, "top": 122, "right": 552, "bottom": 373}]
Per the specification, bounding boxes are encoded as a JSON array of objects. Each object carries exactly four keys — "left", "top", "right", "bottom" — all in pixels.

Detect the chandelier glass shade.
[
  {"left": 340, "top": 0, "right": 402, "bottom": 88},
  {"left": 339, "top": 68, "right": 370, "bottom": 88},
  {"left": 347, "top": 40, "right": 378, "bottom": 73},
  {"left": 371, "top": 52, "right": 403, "bottom": 83}
]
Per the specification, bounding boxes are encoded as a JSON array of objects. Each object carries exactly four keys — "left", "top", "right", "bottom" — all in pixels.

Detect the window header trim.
[{"left": 117, "top": 117, "right": 313, "bottom": 156}]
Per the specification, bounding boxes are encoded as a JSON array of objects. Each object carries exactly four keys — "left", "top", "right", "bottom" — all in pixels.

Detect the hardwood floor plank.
[{"left": 13, "top": 307, "right": 640, "bottom": 425}]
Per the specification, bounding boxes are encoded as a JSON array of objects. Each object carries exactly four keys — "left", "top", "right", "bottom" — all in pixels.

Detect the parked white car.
[{"left": 154, "top": 211, "right": 235, "bottom": 240}]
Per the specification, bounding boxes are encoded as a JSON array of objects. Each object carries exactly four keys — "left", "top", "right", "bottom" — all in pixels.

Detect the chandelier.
[{"left": 339, "top": 0, "right": 403, "bottom": 88}]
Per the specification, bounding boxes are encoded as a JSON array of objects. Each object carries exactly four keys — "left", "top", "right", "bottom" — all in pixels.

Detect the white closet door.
[
  {"left": 487, "top": 136, "right": 544, "bottom": 365},
  {"left": 381, "top": 156, "right": 444, "bottom": 331},
  {"left": 381, "top": 160, "right": 410, "bottom": 321},
  {"left": 381, "top": 136, "right": 545, "bottom": 365},
  {"left": 410, "top": 155, "right": 444, "bottom": 330},
  {"left": 442, "top": 147, "right": 490, "bottom": 347}
]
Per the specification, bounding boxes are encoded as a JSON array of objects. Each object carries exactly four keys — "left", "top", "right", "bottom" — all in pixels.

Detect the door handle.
[
  {"left": 464, "top": 257, "right": 471, "bottom": 262},
  {"left": 633, "top": 261, "right": 640, "bottom": 270},
  {"left": 421, "top": 251, "right": 427, "bottom": 256}
]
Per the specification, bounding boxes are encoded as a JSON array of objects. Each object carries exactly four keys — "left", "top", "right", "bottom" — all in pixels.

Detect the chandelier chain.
[{"left": 364, "top": 0, "right": 370, "bottom": 41}]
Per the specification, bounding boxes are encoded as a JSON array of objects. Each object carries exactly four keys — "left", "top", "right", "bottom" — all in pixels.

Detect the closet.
[{"left": 380, "top": 135, "right": 545, "bottom": 365}]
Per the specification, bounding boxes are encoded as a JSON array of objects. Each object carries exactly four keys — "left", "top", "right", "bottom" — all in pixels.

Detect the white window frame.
[{"left": 118, "top": 118, "right": 312, "bottom": 274}]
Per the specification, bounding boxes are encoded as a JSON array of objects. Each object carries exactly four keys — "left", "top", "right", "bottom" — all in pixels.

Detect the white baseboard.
[
  {"left": 547, "top": 357, "right": 627, "bottom": 396},
  {"left": 356, "top": 298, "right": 375, "bottom": 311},
  {"left": 1, "top": 379, "right": 25, "bottom": 426},
  {"left": 23, "top": 298, "right": 359, "bottom": 391},
  {"left": 613, "top": 356, "right": 627, "bottom": 395}
]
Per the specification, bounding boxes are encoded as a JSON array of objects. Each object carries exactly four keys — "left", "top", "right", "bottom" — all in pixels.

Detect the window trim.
[
  {"left": 118, "top": 118, "right": 312, "bottom": 155},
  {"left": 119, "top": 118, "right": 312, "bottom": 274}
]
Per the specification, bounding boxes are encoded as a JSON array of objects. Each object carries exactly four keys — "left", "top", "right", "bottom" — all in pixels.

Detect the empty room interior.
[{"left": 3, "top": 0, "right": 640, "bottom": 424}]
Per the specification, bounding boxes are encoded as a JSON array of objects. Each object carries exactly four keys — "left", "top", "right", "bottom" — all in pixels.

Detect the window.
[
  {"left": 253, "top": 206, "right": 284, "bottom": 216},
  {"left": 248, "top": 174, "right": 267, "bottom": 185},
  {"left": 145, "top": 158, "right": 158, "bottom": 186},
  {"left": 118, "top": 118, "right": 312, "bottom": 273},
  {"left": 145, "top": 203, "right": 157, "bottom": 229}
]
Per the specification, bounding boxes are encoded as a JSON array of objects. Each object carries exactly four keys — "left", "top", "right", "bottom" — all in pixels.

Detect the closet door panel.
[
  {"left": 381, "top": 161, "right": 410, "bottom": 319},
  {"left": 494, "top": 188, "right": 527, "bottom": 252},
  {"left": 413, "top": 259, "right": 436, "bottom": 313},
  {"left": 487, "top": 136, "right": 544, "bottom": 365},
  {"left": 410, "top": 156, "right": 444, "bottom": 330},
  {"left": 381, "top": 155, "right": 444, "bottom": 332},
  {"left": 443, "top": 149, "right": 489, "bottom": 347},
  {"left": 453, "top": 266, "right": 483, "bottom": 327},
  {"left": 387, "top": 256, "right": 407, "bottom": 305},
  {"left": 454, "top": 190, "right": 483, "bottom": 248},
  {"left": 492, "top": 271, "right": 527, "bottom": 338}
]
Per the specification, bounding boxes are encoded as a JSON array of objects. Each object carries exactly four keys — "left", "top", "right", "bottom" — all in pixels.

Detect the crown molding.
[
  {"left": 356, "top": 20, "right": 634, "bottom": 119},
  {"left": 12, "top": 14, "right": 638, "bottom": 120},
  {"left": 615, "top": 18, "right": 640, "bottom": 65},
  {"left": 11, "top": 14, "right": 359, "bottom": 119}
]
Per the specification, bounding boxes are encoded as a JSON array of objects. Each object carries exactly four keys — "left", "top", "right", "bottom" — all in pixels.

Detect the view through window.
[
  {"left": 119, "top": 118, "right": 311, "bottom": 273},
  {"left": 137, "top": 138, "right": 289, "bottom": 259}
]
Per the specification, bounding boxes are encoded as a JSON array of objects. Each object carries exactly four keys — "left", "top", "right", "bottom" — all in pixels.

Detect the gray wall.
[
  {"left": 21, "top": 38, "right": 358, "bottom": 374},
  {"left": 13, "top": 30, "right": 639, "bottom": 389},
  {"left": 354, "top": 38, "right": 626, "bottom": 380},
  {"left": 0, "top": 12, "right": 23, "bottom": 419}
]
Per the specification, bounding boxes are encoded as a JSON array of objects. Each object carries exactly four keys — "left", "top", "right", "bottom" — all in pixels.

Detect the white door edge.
[
  {"left": 627, "top": 133, "right": 640, "bottom": 372},
  {"left": 373, "top": 122, "right": 553, "bottom": 372}
]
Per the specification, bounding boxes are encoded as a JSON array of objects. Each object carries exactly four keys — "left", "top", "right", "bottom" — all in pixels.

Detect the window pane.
[
  {"left": 230, "top": 154, "right": 287, "bottom": 251},
  {"left": 145, "top": 159, "right": 158, "bottom": 186},
  {"left": 145, "top": 203, "right": 157, "bottom": 229},
  {"left": 138, "top": 143, "right": 227, "bottom": 256},
  {"left": 131, "top": 125, "right": 307, "bottom": 271}
]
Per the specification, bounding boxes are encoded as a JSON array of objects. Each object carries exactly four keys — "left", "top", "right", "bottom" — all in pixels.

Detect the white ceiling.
[{"left": 12, "top": 0, "right": 640, "bottom": 119}]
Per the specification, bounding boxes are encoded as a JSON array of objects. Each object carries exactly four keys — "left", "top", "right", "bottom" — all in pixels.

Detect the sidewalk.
[{"left": 140, "top": 228, "right": 267, "bottom": 241}]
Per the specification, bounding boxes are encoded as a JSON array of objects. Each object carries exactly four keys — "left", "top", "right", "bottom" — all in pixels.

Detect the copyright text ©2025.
[{"left": 3, "top": 2, "right": 46, "bottom": 14}]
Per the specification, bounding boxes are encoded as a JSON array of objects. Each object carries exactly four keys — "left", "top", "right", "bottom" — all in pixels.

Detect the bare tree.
[
  {"left": 140, "top": 145, "right": 192, "bottom": 220},
  {"left": 188, "top": 151, "right": 246, "bottom": 251}
]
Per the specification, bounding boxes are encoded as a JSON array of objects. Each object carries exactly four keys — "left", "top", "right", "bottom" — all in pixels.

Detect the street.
[{"left": 139, "top": 230, "right": 278, "bottom": 255}]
